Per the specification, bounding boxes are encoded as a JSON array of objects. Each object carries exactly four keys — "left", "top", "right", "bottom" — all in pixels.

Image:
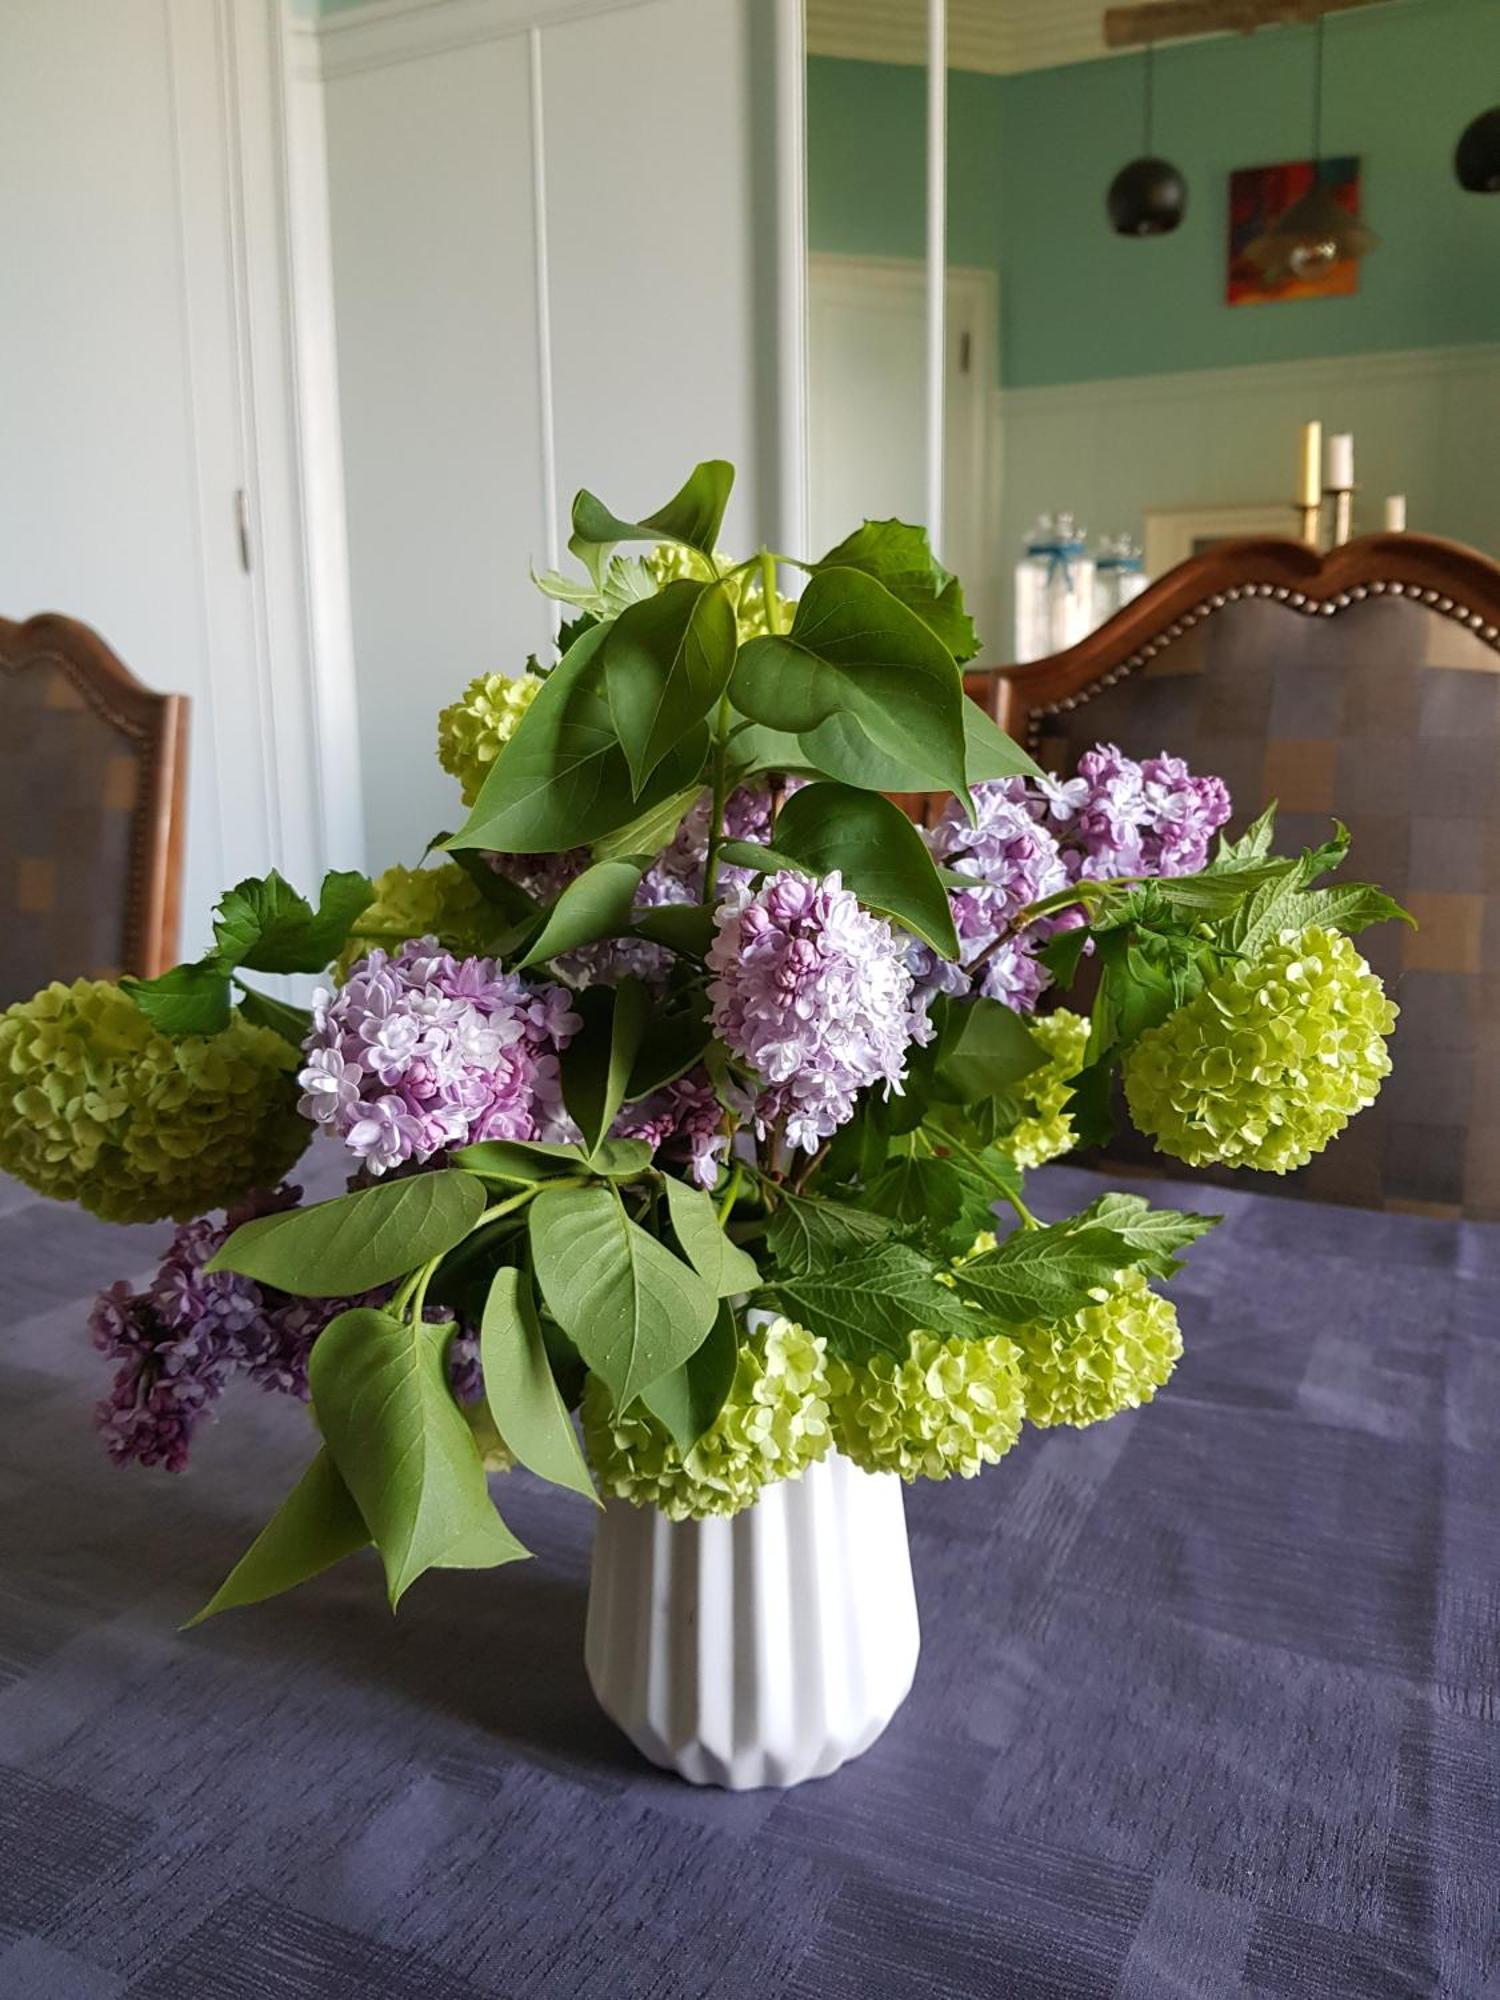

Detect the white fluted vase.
[{"left": 584, "top": 1451, "right": 920, "bottom": 1790}]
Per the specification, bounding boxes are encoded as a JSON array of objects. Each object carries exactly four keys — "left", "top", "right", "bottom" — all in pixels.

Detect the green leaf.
[
  {"left": 624, "top": 994, "right": 712, "bottom": 1098},
  {"left": 772, "top": 782, "right": 960, "bottom": 958},
  {"left": 309, "top": 1309, "right": 529, "bottom": 1608},
  {"left": 631, "top": 904, "right": 716, "bottom": 959},
  {"left": 1212, "top": 802, "right": 1277, "bottom": 865},
  {"left": 213, "top": 868, "right": 374, "bottom": 975},
  {"left": 591, "top": 783, "right": 703, "bottom": 865},
  {"left": 449, "top": 1139, "right": 589, "bottom": 1182},
  {"left": 764, "top": 1191, "right": 895, "bottom": 1276},
  {"left": 480, "top": 1267, "right": 597, "bottom": 1502},
  {"left": 640, "top": 1299, "right": 738, "bottom": 1453},
  {"left": 1270, "top": 882, "right": 1414, "bottom": 948},
  {"left": 731, "top": 568, "right": 971, "bottom": 806},
  {"left": 661, "top": 1174, "right": 760, "bottom": 1296},
  {"left": 962, "top": 697, "right": 1044, "bottom": 783},
  {"left": 561, "top": 979, "right": 651, "bottom": 1157},
  {"left": 207, "top": 1170, "right": 486, "bottom": 1297},
  {"left": 1038, "top": 926, "right": 1090, "bottom": 990},
  {"left": 440, "top": 842, "right": 542, "bottom": 924},
  {"left": 605, "top": 580, "right": 738, "bottom": 794},
  {"left": 864, "top": 1153, "right": 963, "bottom": 1234},
  {"left": 448, "top": 625, "right": 709, "bottom": 856},
  {"left": 529, "top": 1182, "right": 716, "bottom": 1407},
  {"left": 513, "top": 859, "right": 643, "bottom": 970},
  {"left": 812, "top": 519, "right": 981, "bottom": 664},
  {"left": 950, "top": 1215, "right": 1163, "bottom": 1327},
  {"left": 184, "top": 1448, "right": 369, "bottom": 1627},
  {"left": 569, "top": 460, "right": 734, "bottom": 572},
  {"left": 759, "top": 1243, "right": 979, "bottom": 1362},
  {"left": 1063, "top": 1193, "right": 1219, "bottom": 1279},
  {"left": 232, "top": 983, "right": 312, "bottom": 1050},
  {"left": 929, "top": 995, "right": 1047, "bottom": 1102},
  {"left": 122, "top": 957, "right": 232, "bottom": 1037}
]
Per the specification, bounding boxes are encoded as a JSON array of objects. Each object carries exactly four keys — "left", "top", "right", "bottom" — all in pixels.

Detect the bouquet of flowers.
[{"left": 0, "top": 461, "right": 1407, "bottom": 1626}]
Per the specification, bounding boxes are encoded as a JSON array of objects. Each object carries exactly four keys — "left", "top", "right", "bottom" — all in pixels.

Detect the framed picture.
[
  {"left": 1227, "top": 157, "right": 1363, "bottom": 306},
  {"left": 1143, "top": 502, "right": 1300, "bottom": 578}
]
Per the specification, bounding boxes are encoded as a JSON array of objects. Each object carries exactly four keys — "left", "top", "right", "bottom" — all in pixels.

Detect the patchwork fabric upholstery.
[
  {"left": 0, "top": 618, "right": 185, "bottom": 1006},
  {"left": 1003, "top": 595, "right": 1500, "bottom": 1219}
]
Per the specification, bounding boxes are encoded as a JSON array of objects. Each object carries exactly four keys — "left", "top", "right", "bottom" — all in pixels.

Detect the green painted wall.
[{"left": 808, "top": 0, "right": 1500, "bottom": 391}]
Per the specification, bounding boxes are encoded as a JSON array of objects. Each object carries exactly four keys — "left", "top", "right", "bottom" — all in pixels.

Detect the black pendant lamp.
[
  {"left": 1242, "top": 16, "right": 1377, "bottom": 284},
  {"left": 1455, "top": 106, "right": 1500, "bottom": 192},
  {"left": 1107, "top": 43, "right": 1187, "bottom": 238}
]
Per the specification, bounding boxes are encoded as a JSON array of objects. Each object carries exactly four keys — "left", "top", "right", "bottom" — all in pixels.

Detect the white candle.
[
  {"left": 1383, "top": 494, "right": 1407, "bottom": 532},
  {"left": 1326, "top": 433, "right": 1354, "bottom": 490}
]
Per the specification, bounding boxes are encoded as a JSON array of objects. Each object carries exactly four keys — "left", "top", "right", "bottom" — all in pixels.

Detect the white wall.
[
  {"left": 311, "top": 0, "right": 801, "bottom": 867},
  {"left": 0, "top": 0, "right": 359, "bottom": 955}
]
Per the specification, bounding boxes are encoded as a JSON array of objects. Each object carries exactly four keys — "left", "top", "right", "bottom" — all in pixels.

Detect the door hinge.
[{"left": 234, "top": 488, "right": 253, "bottom": 573}]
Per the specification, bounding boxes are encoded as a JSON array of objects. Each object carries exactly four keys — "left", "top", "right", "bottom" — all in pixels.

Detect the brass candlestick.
[{"left": 1297, "top": 419, "right": 1324, "bottom": 549}]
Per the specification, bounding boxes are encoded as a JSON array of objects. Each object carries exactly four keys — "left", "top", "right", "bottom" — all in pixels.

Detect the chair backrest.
[
  {"left": 977, "top": 533, "right": 1500, "bottom": 1220},
  {"left": 0, "top": 614, "right": 187, "bottom": 1005}
]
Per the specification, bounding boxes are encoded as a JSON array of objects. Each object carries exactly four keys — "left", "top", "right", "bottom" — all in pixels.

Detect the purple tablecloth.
[{"left": 1, "top": 1163, "right": 1496, "bottom": 1999}]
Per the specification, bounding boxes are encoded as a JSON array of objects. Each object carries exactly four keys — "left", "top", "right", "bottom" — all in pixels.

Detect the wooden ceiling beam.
[{"left": 1104, "top": 0, "right": 1391, "bottom": 50}]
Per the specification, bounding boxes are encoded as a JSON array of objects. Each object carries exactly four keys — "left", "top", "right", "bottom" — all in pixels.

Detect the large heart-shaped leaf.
[
  {"left": 529, "top": 1183, "right": 716, "bottom": 1407},
  {"left": 605, "top": 580, "right": 737, "bottom": 795},
  {"left": 731, "top": 568, "right": 970, "bottom": 805},
  {"left": 772, "top": 782, "right": 959, "bottom": 958},
  {"left": 640, "top": 1299, "right": 739, "bottom": 1453},
  {"left": 480, "top": 1268, "right": 597, "bottom": 1502},
  {"left": 962, "top": 698, "right": 1043, "bottom": 784},
  {"left": 207, "top": 1171, "right": 486, "bottom": 1297},
  {"left": 448, "top": 626, "right": 708, "bottom": 855},
  {"left": 185, "top": 1448, "right": 370, "bottom": 1626},
  {"left": 309, "top": 1309, "right": 529, "bottom": 1608}
]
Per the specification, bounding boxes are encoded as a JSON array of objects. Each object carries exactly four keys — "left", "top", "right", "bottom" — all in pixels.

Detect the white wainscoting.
[
  {"left": 989, "top": 342, "right": 1500, "bottom": 658},
  {"left": 306, "top": 0, "right": 806, "bottom": 867}
]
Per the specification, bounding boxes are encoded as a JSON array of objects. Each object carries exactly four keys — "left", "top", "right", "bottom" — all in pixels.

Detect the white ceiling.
[{"left": 806, "top": 0, "right": 1116, "bottom": 77}]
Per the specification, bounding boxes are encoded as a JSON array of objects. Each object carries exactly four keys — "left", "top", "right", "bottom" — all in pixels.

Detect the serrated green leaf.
[
  {"left": 480, "top": 1268, "right": 597, "bottom": 1502},
  {"left": 122, "top": 957, "right": 232, "bottom": 1037},
  {"left": 950, "top": 1219, "right": 1138, "bottom": 1327},
  {"left": 864, "top": 1153, "right": 963, "bottom": 1234},
  {"left": 764, "top": 1191, "right": 894, "bottom": 1276},
  {"left": 772, "top": 782, "right": 960, "bottom": 958},
  {"left": 513, "top": 859, "right": 643, "bottom": 971},
  {"left": 812, "top": 518, "right": 980, "bottom": 663},
  {"left": 1211, "top": 803, "right": 1277, "bottom": 865},
  {"left": 213, "top": 868, "right": 374, "bottom": 975},
  {"left": 731, "top": 568, "right": 971, "bottom": 807},
  {"left": 759, "top": 1244, "right": 980, "bottom": 1362},
  {"left": 448, "top": 625, "right": 709, "bottom": 855},
  {"left": 185, "top": 1448, "right": 369, "bottom": 1627},
  {"left": 562, "top": 979, "right": 650, "bottom": 1157},
  {"left": 309, "top": 1309, "right": 529, "bottom": 1608},
  {"left": 605, "top": 580, "right": 738, "bottom": 795},
  {"left": 529, "top": 1183, "right": 716, "bottom": 1406},
  {"left": 207, "top": 1171, "right": 486, "bottom": 1297},
  {"left": 640, "top": 1299, "right": 738, "bottom": 1453},
  {"left": 661, "top": 1174, "right": 760, "bottom": 1296},
  {"left": 1063, "top": 1193, "right": 1219, "bottom": 1279},
  {"left": 231, "top": 983, "right": 312, "bottom": 1049}
]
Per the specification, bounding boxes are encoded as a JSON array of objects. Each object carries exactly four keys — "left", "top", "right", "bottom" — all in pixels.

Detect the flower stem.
[
  {"left": 715, "top": 1163, "right": 743, "bottom": 1226},
  {"left": 999, "top": 1184, "right": 1041, "bottom": 1232},
  {"left": 703, "top": 694, "right": 733, "bottom": 906},
  {"left": 759, "top": 549, "right": 782, "bottom": 635}
]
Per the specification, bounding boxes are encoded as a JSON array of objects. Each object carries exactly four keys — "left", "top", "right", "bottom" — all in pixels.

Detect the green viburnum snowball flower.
[
  {"left": 582, "top": 1316, "right": 832, "bottom": 1521},
  {"left": 1123, "top": 924, "right": 1396, "bottom": 1174},
  {"left": 647, "top": 544, "right": 788, "bottom": 640},
  {"left": 1012, "top": 1268, "right": 1182, "bottom": 1430},
  {"left": 0, "top": 979, "right": 308, "bottom": 1223},
  {"left": 437, "top": 669, "right": 543, "bottom": 806},
  {"left": 826, "top": 1329, "right": 1025, "bottom": 1483},
  {"left": 332, "top": 862, "right": 490, "bottom": 980},
  {"left": 1004, "top": 1007, "right": 1089, "bottom": 1169}
]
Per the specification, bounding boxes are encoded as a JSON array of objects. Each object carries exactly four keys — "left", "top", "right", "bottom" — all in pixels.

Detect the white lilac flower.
[
  {"left": 707, "top": 870, "right": 914, "bottom": 1154},
  {"left": 298, "top": 941, "right": 579, "bottom": 1175}
]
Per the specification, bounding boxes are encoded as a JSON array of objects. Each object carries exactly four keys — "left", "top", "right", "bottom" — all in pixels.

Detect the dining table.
[{"left": 0, "top": 1157, "right": 1495, "bottom": 1999}]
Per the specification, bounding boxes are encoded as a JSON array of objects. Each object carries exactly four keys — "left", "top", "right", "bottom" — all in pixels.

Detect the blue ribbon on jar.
[
  {"left": 1095, "top": 551, "right": 1144, "bottom": 576},
  {"left": 1025, "top": 538, "right": 1088, "bottom": 596}
]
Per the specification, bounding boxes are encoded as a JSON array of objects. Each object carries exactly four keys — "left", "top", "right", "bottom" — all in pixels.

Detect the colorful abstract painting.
[{"left": 1227, "top": 156, "right": 1362, "bottom": 306}]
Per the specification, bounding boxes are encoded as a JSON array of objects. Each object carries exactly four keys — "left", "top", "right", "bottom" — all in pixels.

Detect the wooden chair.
[
  {"left": 0, "top": 614, "right": 187, "bottom": 1006},
  {"left": 970, "top": 533, "right": 1500, "bottom": 1220}
]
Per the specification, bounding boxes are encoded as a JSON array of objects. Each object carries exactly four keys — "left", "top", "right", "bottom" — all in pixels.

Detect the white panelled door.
[{"left": 0, "top": 0, "right": 345, "bottom": 956}]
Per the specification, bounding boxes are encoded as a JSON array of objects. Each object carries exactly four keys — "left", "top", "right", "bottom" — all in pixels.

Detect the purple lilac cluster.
[
  {"left": 920, "top": 746, "right": 1232, "bottom": 1016},
  {"left": 612, "top": 1070, "right": 728, "bottom": 1189},
  {"left": 89, "top": 1186, "right": 365, "bottom": 1471},
  {"left": 298, "top": 942, "right": 579, "bottom": 1175},
  {"left": 707, "top": 870, "right": 913, "bottom": 1155}
]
